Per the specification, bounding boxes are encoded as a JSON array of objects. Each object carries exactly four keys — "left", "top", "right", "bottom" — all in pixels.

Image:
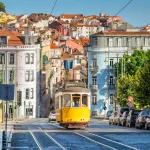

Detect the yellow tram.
[{"left": 55, "top": 87, "right": 91, "bottom": 129}]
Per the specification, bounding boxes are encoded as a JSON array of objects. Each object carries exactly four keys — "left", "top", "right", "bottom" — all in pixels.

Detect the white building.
[{"left": 0, "top": 29, "right": 40, "bottom": 119}]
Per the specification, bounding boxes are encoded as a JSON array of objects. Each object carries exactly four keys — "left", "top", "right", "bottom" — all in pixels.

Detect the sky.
[{"left": 1, "top": 0, "right": 150, "bottom": 27}]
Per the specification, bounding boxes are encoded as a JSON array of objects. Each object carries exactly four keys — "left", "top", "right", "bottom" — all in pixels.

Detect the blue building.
[{"left": 88, "top": 30, "right": 150, "bottom": 116}]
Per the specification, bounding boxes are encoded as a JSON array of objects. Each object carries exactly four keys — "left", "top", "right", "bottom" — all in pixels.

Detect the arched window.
[{"left": 25, "top": 53, "right": 30, "bottom": 64}]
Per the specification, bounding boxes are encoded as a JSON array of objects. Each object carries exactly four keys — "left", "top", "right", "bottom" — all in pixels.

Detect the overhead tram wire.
[
  {"left": 50, "top": 0, "right": 58, "bottom": 15},
  {"left": 114, "top": 0, "right": 133, "bottom": 16}
]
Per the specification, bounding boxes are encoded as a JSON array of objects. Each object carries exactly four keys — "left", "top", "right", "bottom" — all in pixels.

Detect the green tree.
[
  {"left": 117, "top": 74, "right": 135, "bottom": 107},
  {"left": 114, "top": 50, "right": 148, "bottom": 78},
  {"left": 134, "top": 63, "right": 150, "bottom": 108},
  {"left": 0, "top": 2, "right": 6, "bottom": 12}
]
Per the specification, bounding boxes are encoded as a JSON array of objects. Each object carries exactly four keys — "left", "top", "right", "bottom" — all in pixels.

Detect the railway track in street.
[
  {"left": 11, "top": 119, "right": 150, "bottom": 150},
  {"left": 49, "top": 122, "right": 139, "bottom": 150}
]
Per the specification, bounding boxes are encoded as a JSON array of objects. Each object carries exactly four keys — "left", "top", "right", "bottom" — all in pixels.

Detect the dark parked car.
[
  {"left": 109, "top": 111, "right": 118, "bottom": 125},
  {"left": 105, "top": 110, "right": 113, "bottom": 119},
  {"left": 135, "top": 109, "right": 150, "bottom": 129},
  {"left": 119, "top": 111, "right": 129, "bottom": 126},
  {"left": 126, "top": 110, "right": 142, "bottom": 127},
  {"left": 114, "top": 107, "right": 134, "bottom": 125}
]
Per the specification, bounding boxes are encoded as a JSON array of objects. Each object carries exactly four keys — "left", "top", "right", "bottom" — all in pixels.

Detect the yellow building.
[{"left": 0, "top": 13, "right": 16, "bottom": 27}]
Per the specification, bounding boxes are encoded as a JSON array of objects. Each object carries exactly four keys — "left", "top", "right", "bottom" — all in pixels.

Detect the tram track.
[
  {"left": 49, "top": 122, "right": 139, "bottom": 150},
  {"left": 26, "top": 123, "right": 66, "bottom": 150}
]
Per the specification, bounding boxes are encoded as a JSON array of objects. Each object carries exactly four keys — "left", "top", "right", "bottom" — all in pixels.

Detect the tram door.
[{"left": 72, "top": 95, "right": 81, "bottom": 107}]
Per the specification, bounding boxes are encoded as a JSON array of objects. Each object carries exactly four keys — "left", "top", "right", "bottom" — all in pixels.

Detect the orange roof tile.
[
  {"left": 62, "top": 52, "right": 72, "bottom": 59},
  {"left": 60, "top": 14, "right": 83, "bottom": 19},
  {"left": 50, "top": 43, "right": 59, "bottom": 49},
  {"left": 8, "top": 36, "right": 23, "bottom": 45},
  {"left": 73, "top": 65, "right": 82, "bottom": 70},
  {"left": 72, "top": 49, "right": 82, "bottom": 55}
]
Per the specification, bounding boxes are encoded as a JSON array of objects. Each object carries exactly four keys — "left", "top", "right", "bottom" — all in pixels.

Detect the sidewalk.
[{"left": 0, "top": 121, "right": 14, "bottom": 150}]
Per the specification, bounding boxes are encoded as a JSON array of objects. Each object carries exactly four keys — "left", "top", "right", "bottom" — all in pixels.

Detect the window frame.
[
  {"left": 25, "top": 53, "right": 30, "bottom": 64},
  {"left": 26, "top": 88, "right": 30, "bottom": 99},
  {"left": 92, "top": 95, "right": 97, "bottom": 105}
]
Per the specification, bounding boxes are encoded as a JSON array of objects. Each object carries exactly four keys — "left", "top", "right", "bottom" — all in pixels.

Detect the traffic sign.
[
  {"left": 128, "top": 96, "right": 133, "bottom": 102},
  {"left": 0, "top": 84, "right": 14, "bottom": 100},
  {"left": 128, "top": 101, "right": 134, "bottom": 108}
]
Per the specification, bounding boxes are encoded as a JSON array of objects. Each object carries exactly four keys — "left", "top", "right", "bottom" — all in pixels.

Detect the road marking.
[
  {"left": 45, "top": 132, "right": 66, "bottom": 150},
  {"left": 75, "top": 132, "right": 117, "bottom": 150},
  {"left": 26, "top": 125, "right": 43, "bottom": 150},
  {"left": 89, "top": 132, "right": 139, "bottom": 150}
]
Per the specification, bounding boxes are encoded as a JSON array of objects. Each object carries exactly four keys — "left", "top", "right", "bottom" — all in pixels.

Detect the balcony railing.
[
  {"left": 89, "top": 66, "right": 99, "bottom": 72},
  {"left": 0, "top": 45, "right": 40, "bottom": 49},
  {"left": 89, "top": 84, "right": 98, "bottom": 91}
]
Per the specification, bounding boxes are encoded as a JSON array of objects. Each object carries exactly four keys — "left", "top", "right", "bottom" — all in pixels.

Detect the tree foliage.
[
  {"left": 0, "top": 2, "right": 6, "bottom": 12},
  {"left": 117, "top": 50, "right": 150, "bottom": 108}
]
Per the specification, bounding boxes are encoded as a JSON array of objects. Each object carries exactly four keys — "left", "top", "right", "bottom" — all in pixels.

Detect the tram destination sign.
[{"left": 0, "top": 84, "right": 14, "bottom": 100}]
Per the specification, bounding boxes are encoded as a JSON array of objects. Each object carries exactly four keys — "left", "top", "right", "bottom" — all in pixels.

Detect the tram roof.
[{"left": 56, "top": 87, "right": 90, "bottom": 93}]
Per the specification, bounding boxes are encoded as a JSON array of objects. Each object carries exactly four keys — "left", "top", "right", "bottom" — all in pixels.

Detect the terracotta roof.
[
  {"left": 62, "top": 52, "right": 72, "bottom": 59},
  {"left": 0, "top": 29, "right": 23, "bottom": 45},
  {"left": 73, "top": 65, "right": 82, "bottom": 70},
  {"left": 8, "top": 36, "right": 23, "bottom": 45},
  {"left": 60, "top": 14, "right": 83, "bottom": 19},
  {"left": 72, "top": 49, "right": 82, "bottom": 55},
  {"left": 50, "top": 43, "right": 59, "bottom": 49},
  {"left": 0, "top": 29, "right": 22, "bottom": 36}
]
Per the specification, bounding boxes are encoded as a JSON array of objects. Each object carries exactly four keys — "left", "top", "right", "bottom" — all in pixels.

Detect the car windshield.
[
  {"left": 132, "top": 111, "right": 141, "bottom": 115},
  {"left": 120, "top": 108, "right": 129, "bottom": 114},
  {"left": 107, "top": 111, "right": 113, "bottom": 115}
]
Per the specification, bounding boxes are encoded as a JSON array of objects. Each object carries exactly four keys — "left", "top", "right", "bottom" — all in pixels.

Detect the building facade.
[
  {"left": 0, "top": 30, "right": 40, "bottom": 119},
  {"left": 88, "top": 31, "right": 150, "bottom": 115}
]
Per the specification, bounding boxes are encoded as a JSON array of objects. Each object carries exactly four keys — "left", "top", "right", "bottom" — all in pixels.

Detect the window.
[
  {"left": 110, "top": 94, "right": 114, "bottom": 104},
  {"left": 118, "top": 38, "right": 121, "bottom": 46},
  {"left": 137, "top": 38, "right": 140, "bottom": 46},
  {"left": 26, "top": 88, "right": 30, "bottom": 99},
  {"left": 93, "top": 37, "right": 97, "bottom": 46},
  {"left": 110, "top": 76, "right": 114, "bottom": 85},
  {"left": 92, "top": 95, "right": 97, "bottom": 105},
  {"left": 145, "top": 38, "right": 149, "bottom": 46},
  {"left": 30, "top": 70, "right": 34, "bottom": 81},
  {"left": 0, "top": 54, "right": 5, "bottom": 64},
  {"left": 26, "top": 106, "right": 33, "bottom": 116},
  {"left": 82, "top": 94, "right": 88, "bottom": 107},
  {"left": 92, "top": 77, "right": 97, "bottom": 85},
  {"left": 77, "top": 59, "right": 81, "bottom": 64},
  {"left": 30, "top": 53, "right": 34, "bottom": 64},
  {"left": 127, "top": 38, "right": 131, "bottom": 47},
  {"left": 30, "top": 88, "right": 33, "bottom": 99},
  {"left": 108, "top": 38, "right": 113, "bottom": 47},
  {"left": 25, "top": 71, "right": 30, "bottom": 81},
  {"left": 9, "top": 54, "right": 14, "bottom": 64},
  {"left": 25, "top": 53, "right": 30, "bottom": 64},
  {"left": 92, "top": 59, "right": 97, "bottom": 67},
  {"left": 9, "top": 70, "right": 14, "bottom": 84},
  {"left": 110, "top": 59, "right": 114, "bottom": 68},
  {"left": 64, "top": 94, "right": 71, "bottom": 107}
]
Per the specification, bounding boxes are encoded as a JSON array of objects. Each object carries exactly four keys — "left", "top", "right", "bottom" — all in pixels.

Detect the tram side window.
[
  {"left": 55, "top": 97, "right": 59, "bottom": 109},
  {"left": 82, "top": 94, "right": 88, "bottom": 107},
  {"left": 64, "top": 94, "right": 71, "bottom": 107}
]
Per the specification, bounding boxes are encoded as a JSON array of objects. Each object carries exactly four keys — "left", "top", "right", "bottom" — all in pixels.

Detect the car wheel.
[
  {"left": 109, "top": 120, "right": 111, "bottom": 125},
  {"left": 138, "top": 122, "right": 142, "bottom": 129},
  {"left": 145, "top": 123, "right": 149, "bottom": 130},
  {"left": 129, "top": 123, "right": 132, "bottom": 128}
]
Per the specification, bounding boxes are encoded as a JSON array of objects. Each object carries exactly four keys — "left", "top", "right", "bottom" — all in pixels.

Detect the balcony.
[
  {"left": 51, "top": 54, "right": 61, "bottom": 59},
  {"left": 89, "top": 65, "right": 99, "bottom": 72},
  {"left": 89, "top": 84, "right": 98, "bottom": 91}
]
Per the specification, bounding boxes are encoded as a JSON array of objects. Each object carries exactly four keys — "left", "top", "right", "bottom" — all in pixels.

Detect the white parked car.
[{"left": 48, "top": 110, "right": 56, "bottom": 122}]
